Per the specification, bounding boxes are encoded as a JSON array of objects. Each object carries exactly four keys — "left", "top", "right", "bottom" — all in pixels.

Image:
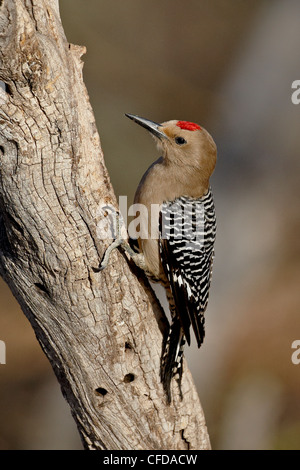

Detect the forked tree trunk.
[{"left": 0, "top": 0, "right": 210, "bottom": 450}]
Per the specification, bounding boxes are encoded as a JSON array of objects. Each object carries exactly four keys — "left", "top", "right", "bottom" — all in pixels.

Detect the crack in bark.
[{"left": 180, "top": 429, "right": 190, "bottom": 450}]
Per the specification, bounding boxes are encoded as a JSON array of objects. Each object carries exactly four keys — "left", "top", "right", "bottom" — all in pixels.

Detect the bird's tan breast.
[{"left": 133, "top": 158, "right": 208, "bottom": 279}]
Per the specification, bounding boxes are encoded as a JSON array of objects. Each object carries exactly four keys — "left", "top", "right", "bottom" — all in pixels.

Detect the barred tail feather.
[{"left": 160, "top": 319, "right": 185, "bottom": 404}]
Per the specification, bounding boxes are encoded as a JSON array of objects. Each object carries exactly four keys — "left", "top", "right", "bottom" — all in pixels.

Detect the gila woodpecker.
[{"left": 99, "top": 114, "right": 217, "bottom": 403}]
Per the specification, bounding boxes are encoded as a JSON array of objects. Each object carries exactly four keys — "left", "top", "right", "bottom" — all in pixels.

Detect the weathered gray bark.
[{"left": 0, "top": 0, "right": 210, "bottom": 450}]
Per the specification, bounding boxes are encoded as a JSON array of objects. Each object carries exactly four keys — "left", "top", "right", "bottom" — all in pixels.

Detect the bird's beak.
[{"left": 125, "top": 113, "right": 167, "bottom": 140}]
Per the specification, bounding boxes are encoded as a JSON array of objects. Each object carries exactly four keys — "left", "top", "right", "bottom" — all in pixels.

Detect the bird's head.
[{"left": 125, "top": 114, "right": 217, "bottom": 183}]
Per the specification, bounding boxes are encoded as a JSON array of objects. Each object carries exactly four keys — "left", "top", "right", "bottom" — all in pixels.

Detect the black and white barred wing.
[{"left": 159, "top": 191, "right": 216, "bottom": 347}]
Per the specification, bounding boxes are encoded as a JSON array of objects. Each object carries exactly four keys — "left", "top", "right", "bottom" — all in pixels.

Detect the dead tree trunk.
[{"left": 0, "top": 0, "right": 210, "bottom": 450}]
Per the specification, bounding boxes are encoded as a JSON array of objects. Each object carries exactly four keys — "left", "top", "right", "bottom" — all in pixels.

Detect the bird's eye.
[{"left": 175, "top": 136, "right": 187, "bottom": 145}]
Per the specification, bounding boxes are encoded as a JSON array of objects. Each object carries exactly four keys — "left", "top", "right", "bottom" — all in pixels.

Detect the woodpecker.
[{"left": 99, "top": 114, "right": 217, "bottom": 403}]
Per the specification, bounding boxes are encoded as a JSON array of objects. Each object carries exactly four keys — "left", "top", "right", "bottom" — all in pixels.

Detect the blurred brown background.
[{"left": 0, "top": 0, "right": 299, "bottom": 449}]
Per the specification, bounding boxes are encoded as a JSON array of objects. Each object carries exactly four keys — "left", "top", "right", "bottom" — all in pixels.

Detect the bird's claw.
[{"left": 93, "top": 238, "right": 124, "bottom": 273}]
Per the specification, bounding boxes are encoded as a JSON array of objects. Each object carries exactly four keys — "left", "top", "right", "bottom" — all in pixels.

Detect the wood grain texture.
[{"left": 0, "top": 0, "right": 210, "bottom": 450}]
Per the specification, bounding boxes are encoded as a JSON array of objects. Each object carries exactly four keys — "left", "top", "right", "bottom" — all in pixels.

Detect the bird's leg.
[
  {"left": 95, "top": 211, "right": 148, "bottom": 273},
  {"left": 96, "top": 237, "right": 123, "bottom": 271},
  {"left": 96, "top": 238, "right": 147, "bottom": 271}
]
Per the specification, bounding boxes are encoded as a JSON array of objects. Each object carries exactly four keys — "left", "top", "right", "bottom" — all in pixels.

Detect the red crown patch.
[{"left": 176, "top": 121, "right": 201, "bottom": 131}]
